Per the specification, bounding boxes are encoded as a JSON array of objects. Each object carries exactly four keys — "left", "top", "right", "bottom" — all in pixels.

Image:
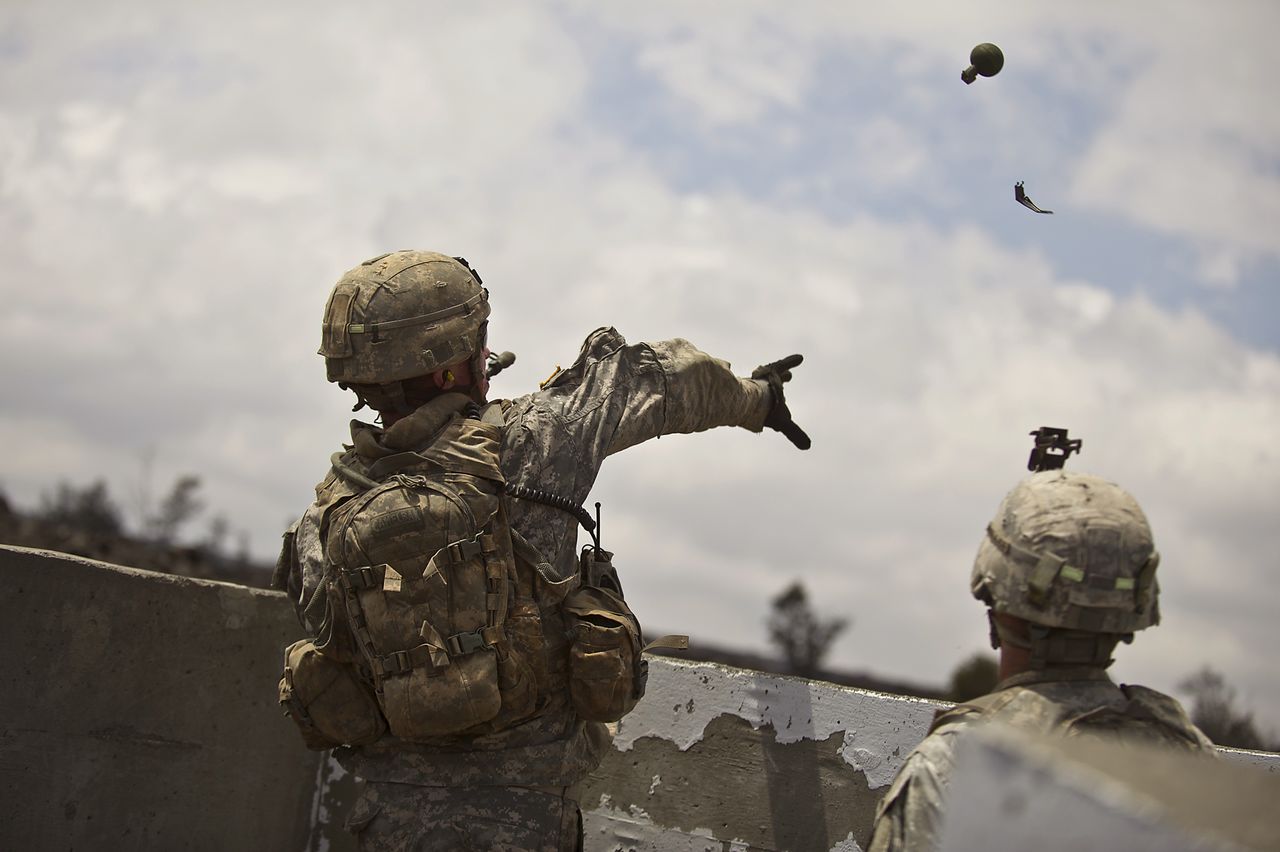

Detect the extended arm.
[
  {"left": 499, "top": 328, "right": 805, "bottom": 576},
  {"left": 607, "top": 336, "right": 773, "bottom": 454}
]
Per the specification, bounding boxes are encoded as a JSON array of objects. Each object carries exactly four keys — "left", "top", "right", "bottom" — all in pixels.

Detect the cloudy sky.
[{"left": 2, "top": 1, "right": 1277, "bottom": 730}]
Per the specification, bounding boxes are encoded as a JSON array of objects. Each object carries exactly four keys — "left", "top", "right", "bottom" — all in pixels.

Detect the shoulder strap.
[{"left": 929, "top": 690, "right": 1006, "bottom": 733}]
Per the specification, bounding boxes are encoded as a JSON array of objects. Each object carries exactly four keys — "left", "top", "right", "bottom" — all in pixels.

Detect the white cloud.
[
  {"left": 635, "top": 23, "right": 813, "bottom": 127},
  {"left": 1, "top": 0, "right": 1277, "bottom": 732},
  {"left": 574, "top": 3, "right": 1280, "bottom": 283},
  {"left": 847, "top": 117, "right": 930, "bottom": 189}
]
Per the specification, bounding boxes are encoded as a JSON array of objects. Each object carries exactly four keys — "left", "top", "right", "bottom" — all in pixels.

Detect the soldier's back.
[{"left": 941, "top": 673, "right": 1214, "bottom": 754}]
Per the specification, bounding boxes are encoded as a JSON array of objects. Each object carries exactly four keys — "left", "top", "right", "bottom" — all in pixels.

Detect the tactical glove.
[{"left": 752, "top": 354, "right": 811, "bottom": 450}]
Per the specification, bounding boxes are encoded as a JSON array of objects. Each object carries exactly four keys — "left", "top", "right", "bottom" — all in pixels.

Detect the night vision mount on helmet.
[{"left": 970, "top": 430, "right": 1161, "bottom": 668}]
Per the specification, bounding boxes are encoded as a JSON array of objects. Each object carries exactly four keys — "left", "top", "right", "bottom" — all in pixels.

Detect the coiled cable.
[{"left": 504, "top": 483, "right": 596, "bottom": 534}]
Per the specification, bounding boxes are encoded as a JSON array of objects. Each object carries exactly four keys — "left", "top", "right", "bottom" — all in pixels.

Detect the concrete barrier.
[
  {"left": 582, "top": 658, "right": 945, "bottom": 850},
  {"left": 3, "top": 544, "right": 1276, "bottom": 852},
  {"left": 0, "top": 545, "right": 321, "bottom": 851},
  {"left": 939, "top": 726, "right": 1280, "bottom": 851}
]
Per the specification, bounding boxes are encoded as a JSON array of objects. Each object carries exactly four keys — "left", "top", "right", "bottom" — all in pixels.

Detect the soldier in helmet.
[
  {"left": 276, "top": 250, "right": 810, "bottom": 851},
  {"left": 867, "top": 470, "right": 1215, "bottom": 852}
]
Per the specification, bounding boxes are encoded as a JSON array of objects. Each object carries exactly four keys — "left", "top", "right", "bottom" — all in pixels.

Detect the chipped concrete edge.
[{"left": 614, "top": 656, "right": 945, "bottom": 790}]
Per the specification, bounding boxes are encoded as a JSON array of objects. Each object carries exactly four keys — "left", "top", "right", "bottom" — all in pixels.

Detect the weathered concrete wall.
[
  {"left": 578, "top": 659, "right": 1280, "bottom": 851},
  {"left": 939, "top": 726, "right": 1280, "bottom": 851},
  {"left": 581, "top": 659, "right": 945, "bottom": 851},
  {"left": 4, "top": 544, "right": 1276, "bottom": 852},
  {"left": 0, "top": 545, "right": 321, "bottom": 851}
]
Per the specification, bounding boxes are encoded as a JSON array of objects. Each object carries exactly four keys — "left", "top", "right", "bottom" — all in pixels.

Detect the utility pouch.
[
  {"left": 378, "top": 648, "right": 503, "bottom": 738},
  {"left": 336, "top": 553, "right": 515, "bottom": 740},
  {"left": 279, "top": 639, "right": 386, "bottom": 750},
  {"left": 563, "top": 583, "right": 646, "bottom": 722},
  {"left": 563, "top": 547, "right": 688, "bottom": 722}
]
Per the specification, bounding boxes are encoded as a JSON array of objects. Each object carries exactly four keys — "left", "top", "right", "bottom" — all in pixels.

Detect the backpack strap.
[
  {"left": 329, "top": 452, "right": 379, "bottom": 491},
  {"left": 929, "top": 690, "right": 1007, "bottom": 733}
]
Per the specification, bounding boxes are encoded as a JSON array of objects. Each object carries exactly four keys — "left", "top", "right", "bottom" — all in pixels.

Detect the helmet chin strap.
[
  {"left": 987, "top": 609, "right": 1009, "bottom": 651},
  {"left": 383, "top": 381, "right": 415, "bottom": 416},
  {"left": 467, "top": 322, "right": 490, "bottom": 402}
]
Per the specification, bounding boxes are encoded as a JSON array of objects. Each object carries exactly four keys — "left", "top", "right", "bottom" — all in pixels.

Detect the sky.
[{"left": 1, "top": 1, "right": 1277, "bottom": 731}]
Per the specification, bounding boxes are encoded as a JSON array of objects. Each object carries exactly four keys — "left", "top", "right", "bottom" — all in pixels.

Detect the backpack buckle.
[
  {"left": 446, "top": 535, "right": 484, "bottom": 564},
  {"left": 446, "top": 629, "right": 490, "bottom": 656}
]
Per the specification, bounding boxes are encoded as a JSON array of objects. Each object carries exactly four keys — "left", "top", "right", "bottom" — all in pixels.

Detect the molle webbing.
[{"left": 339, "top": 530, "right": 505, "bottom": 684}]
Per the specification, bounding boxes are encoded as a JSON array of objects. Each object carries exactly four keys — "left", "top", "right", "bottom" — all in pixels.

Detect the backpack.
[{"left": 277, "top": 402, "right": 672, "bottom": 749}]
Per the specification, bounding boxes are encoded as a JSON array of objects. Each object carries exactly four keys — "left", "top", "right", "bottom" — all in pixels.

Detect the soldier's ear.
[{"left": 433, "top": 368, "right": 456, "bottom": 390}]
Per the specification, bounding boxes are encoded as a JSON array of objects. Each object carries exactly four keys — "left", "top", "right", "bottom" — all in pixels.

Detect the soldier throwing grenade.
[{"left": 274, "top": 250, "right": 809, "bottom": 851}]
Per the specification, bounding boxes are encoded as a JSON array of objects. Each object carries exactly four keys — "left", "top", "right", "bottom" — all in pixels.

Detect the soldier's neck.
[{"left": 998, "top": 644, "right": 1032, "bottom": 681}]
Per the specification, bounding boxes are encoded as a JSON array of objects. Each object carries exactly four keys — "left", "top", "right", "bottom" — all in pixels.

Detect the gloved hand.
[{"left": 751, "top": 354, "right": 811, "bottom": 450}]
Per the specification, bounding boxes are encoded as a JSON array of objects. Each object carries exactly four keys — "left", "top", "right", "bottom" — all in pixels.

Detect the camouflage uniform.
[
  {"left": 867, "top": 668, "right": 1214, "bottom": 852},
  {"left": 868, "top": 470, "right": 1215, "bottom": 852},
  {"left": 300, "top": 326, "right": 774, "bottom": 850}
]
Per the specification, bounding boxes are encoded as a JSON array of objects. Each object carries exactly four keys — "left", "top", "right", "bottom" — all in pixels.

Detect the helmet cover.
[
  {"left": 319, "top": 251, "right": 489, "bottom": 385},
  {"left": 971, "top": 471, "right": 1160, "bottom": 634}
]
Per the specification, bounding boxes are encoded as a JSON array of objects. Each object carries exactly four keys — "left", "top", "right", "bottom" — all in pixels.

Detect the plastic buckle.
[
  {"left": 446, "top": 537, "right": 481, "bottom": 563},
  {"left": 446, "top": 630, "right": 488, "bottom": 656}
]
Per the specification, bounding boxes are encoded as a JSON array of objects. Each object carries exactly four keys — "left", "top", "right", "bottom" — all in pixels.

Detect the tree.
[
  {"left": 767, "top": 581, "right": 849, "bottom": 677},
  {"left": 37, "top": 480, "right": 124, "bottom": 537},
  {"left": 146, "top": 475, "right": 205, "bottom": 544},
  {"left": 947, "top": 652, "right": 999, "bottom": 702},
  {"left": 1178, "top": 666, "right": 1275, "bottom": 751}
]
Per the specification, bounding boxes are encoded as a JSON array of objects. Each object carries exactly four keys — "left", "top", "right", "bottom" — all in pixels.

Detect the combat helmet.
[
  {"left": 971, "top": 471, "right": 1161, "bottom": 665},
  {"left": 319, "top": 251, "right": 489, "bottom": 407}
]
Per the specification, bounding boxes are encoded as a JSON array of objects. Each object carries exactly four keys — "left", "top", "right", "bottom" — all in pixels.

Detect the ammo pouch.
[
  {"left": 563, "top": 582, "right": 646, "bottom": 722},
  {"left": 563, "top": 547, "right": 686, "bottom": 722},
  {"left": 279, "top": 639, "right": 386, "bottom": 751},
  {"left": 335, "top": 552, "right": 539, "bottom": 740}
]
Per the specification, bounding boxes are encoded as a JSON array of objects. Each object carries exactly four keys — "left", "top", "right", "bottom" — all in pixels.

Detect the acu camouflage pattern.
[
  {"left": 971, "top": 471, "right": 1161, "bottom": 634},
  {"left": 320, "top": 251, "right": 490, "bottom": 385},
  {"left": 344, "top": 782, "right": 581, "bottom": 851},
  {"left": 320, "top": 397, "right": 556, "bottom": 741},
  {"left": 281, "top": 326, "right": 772, "bottom": 847},
  {"left": 867, "top": 669, "right": 1215, "bottom": 852}
]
